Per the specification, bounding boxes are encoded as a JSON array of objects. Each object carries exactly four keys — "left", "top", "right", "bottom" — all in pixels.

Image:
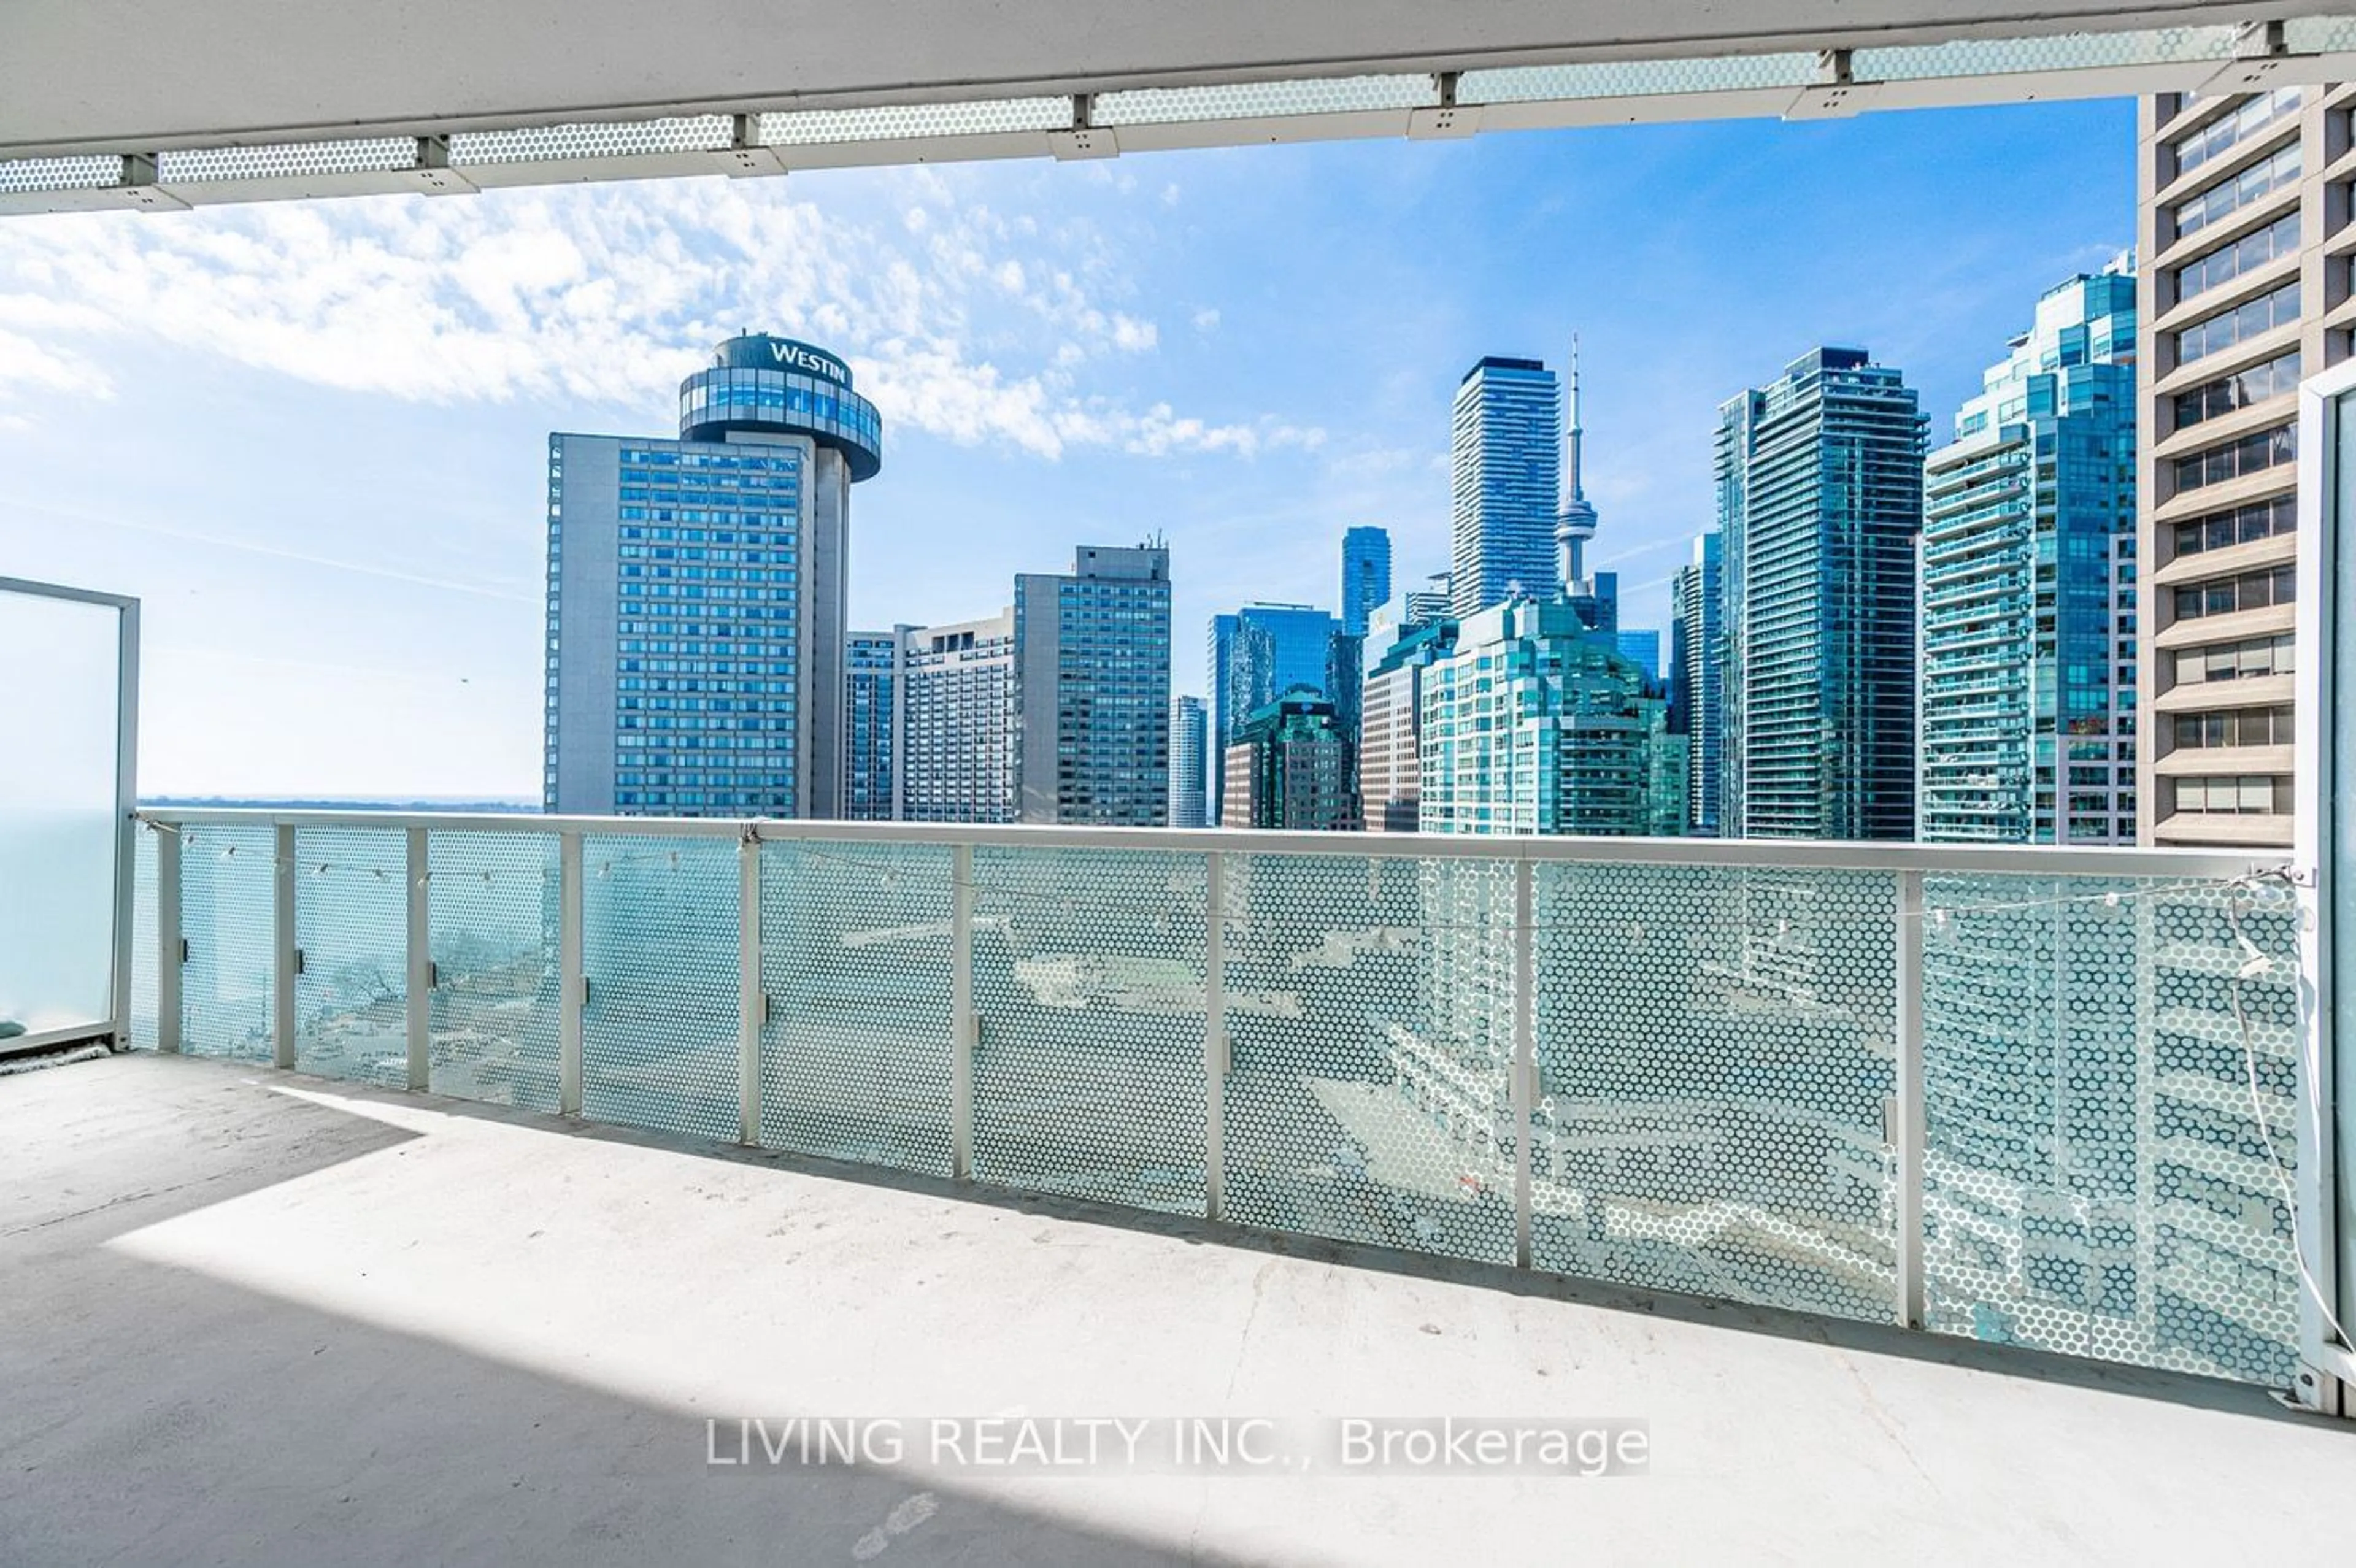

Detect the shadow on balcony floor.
[{"left": 2, "top": 1051, "right": 2350, "bottom": 1566}]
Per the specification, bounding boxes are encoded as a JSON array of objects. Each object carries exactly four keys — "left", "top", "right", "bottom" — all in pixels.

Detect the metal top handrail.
[{"left": 134, "top": 805, "right": 2295, "bottom": 880}]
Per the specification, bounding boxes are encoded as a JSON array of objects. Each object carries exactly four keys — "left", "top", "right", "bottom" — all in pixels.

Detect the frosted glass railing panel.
[
  {"left": 128, "top": 826, "right": 158, "bottom": 1050},
  {"left": 293, "top": 828, "right": 409, "bottom": 1085},
  {"left": 0, "top": 587, "right": 122, "bottom": 1042},
  {"left": 971, "top": 846, "right": 1208, "bottom": 1215},
  {"left": 1220, "top": 854, "right": 1517, "bottom": 1264},
  {"left": 130, "top": 808, "right": 2319, "bottom": 1394},
  {"left": 581, "top": 835, "right": 741, "bottom": 1142},
  {"left": 1531, "top": 864, "right": 1900, "bottom": 1322},
  {"left": 177, "top": 825, "right": 274, "bottom": 1060},
  {"left": 1922, "top": 874, "right": 2304, "bottom": 1386},
  {"left": 760, "top": 840, "right": 955, "bottom": 1175},
  {"left": 428, "top": 832, "right": 561, "bottom": 1112}
]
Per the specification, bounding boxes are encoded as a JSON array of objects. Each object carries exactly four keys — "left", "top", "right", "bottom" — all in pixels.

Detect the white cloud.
[
  {"left": 1053, "top": 401, "right": 1325, "bottom": 459},
  {"left": 0, "top": 174, "right": 1299, "bottom": 465},
  {"left": 1191, "top": 306, "right": 1220, "bottom": 333},
  {"left": 0, "top": 325, "right": 98, "bottom": 398}
]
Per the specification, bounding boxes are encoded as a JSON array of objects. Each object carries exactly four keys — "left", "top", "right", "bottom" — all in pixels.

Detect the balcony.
[
  {"left": 108, "top": 809, "right": 2322, "bottom": 1362},
  {"left": 12, "top": 10, "right": 2356, "bottom": 1558},
  {"left": 9, "top": 809, "right": 2353, "bottom": 1559}
]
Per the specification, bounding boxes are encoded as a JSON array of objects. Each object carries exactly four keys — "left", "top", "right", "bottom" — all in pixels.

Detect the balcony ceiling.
[{"left": 0, "top": 1, "right": 2294, "bottom": 157}]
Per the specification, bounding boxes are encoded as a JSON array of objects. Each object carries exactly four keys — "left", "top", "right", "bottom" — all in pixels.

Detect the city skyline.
[{"left": 0, "top": 101, "right": 2133, "bottom": 798}]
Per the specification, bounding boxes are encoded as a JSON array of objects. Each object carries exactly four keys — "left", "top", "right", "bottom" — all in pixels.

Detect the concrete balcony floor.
[{"left": 4, "top": 1050, "right": 2352, "bottom": 1566}]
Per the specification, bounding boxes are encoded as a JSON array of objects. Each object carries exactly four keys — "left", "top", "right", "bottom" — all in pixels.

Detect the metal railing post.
[
  {"left": 272, "top": 823, "right": 296, "bottom": 1069},
  {"left": 156, "top": 826, "right": 182, "bottom": 1053},
  {"left": 406, "top": 827, "right": 429, "bottom": 1092},
  {"left": 110, "top": 599, "right": 141, "bottom": 1051},
  {"left": 1204, "top": 850, "right": 1227, "bottom": 1223},
  {"left": 1513, "top": 856, "right": 1534, "bottom": 1270},
  {"left": 1894, "top": 869, "right": 1927, "bottom": 1331},
  {"left": 560, "top": 830, "right": 584, "bottom": 1117},
  {"left": 951, "top": 840, "right": 975, "bottom": 1181},
  {"left": 739, "top": 832, "right": 762, "bottom": 1147}
]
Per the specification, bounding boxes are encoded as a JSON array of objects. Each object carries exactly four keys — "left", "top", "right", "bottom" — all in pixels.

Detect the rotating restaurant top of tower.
[{"left": 678, "top": 332, "right": 883, "bottom": 480}]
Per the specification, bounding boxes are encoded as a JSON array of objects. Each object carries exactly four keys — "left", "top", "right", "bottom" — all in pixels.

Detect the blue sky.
[{"left": 0, "top": 99, "right": 2131, "bottom": 799}]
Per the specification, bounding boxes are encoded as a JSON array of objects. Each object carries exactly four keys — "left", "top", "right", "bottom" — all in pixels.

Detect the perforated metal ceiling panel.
[{"left": 1, "top": 2, "right": 2291, "bottom": 158}]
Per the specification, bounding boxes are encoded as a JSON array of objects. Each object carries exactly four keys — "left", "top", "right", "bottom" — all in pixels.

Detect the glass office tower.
[
  {"left": 1670, "top": 531, "right": 1725, "bottom": 836},
  {"left": 1015, "top": 545, "right": 1172, "bottom": 826},
  {"left": 1614, "top": 630, "right": 1661, "bottom": 683},
  {"left": 1420, "top": 598, "right": 1685, "bottom": 837},
  {"left": 1206, "top": 603, "right": 1340, "bottom": 821},
  {"left": 1450, "top": 356, "right": 1562, "bottom": 615},
  {"left": 1220, "top": 688, "right": 1360, "bottom": 831},
  {"left": 1171, "top": 694, "right": 1209, "bottom": 828},
  {"left": 1340, "top": 526, "right": 1393, "bottom": 637},
  {"left": 844, "top": 629, "right": 902, "bottom": 820},
  {"left": 1715, "top": 347, "right": 1924, "bottom": 840},
  {"left": 1922, "top": 263, "right": 2139, "bottom": 844},
  {"left": 544, "top": 333, "right": 883, "bottom": 817}
]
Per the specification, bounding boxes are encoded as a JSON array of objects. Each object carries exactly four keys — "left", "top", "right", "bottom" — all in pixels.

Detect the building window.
[
  {"left": 2172, "top": 494, "right": 2298, "bottom": 555},
  {"left": 2171, "top": 563, "right": 2297, "bottom": 618},
  {"left": 2173, "top": 632, "right": 2296, "bottom": 684},
  {"left": 2172, "top": 350, "right": 2303, "bottom": 429},
  {"left": 2172, "top": 774, "right": 2292, "bottom": 814},
  {"left": 2173, "top": 279, "right": 2300, "bottom": 367},
  {"left": 2171, "top": 140, "right": 2303, "bottom": 240},
  {"left": 2169, "top": 86, "right": 2303, "bottom": 179},
  {"left": 2171, "top": 706, "right": 2295, "bottom": 747},
  {"left": 2171, "top": 422, "right": 2295, "bottom": 494},
  {"left": 2169, "top": 210, "right": 2301, "bottom": 307}
]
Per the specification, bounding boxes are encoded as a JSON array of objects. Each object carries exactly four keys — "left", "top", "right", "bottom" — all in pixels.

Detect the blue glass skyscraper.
[
  {"left": 1450, "top": 356, "right": 1561, "bottom": 615},
  {"left": 1715, "top": 347, "right": 1923, "bottom": 840},
  {"left": 1614, "top": 631, "right": 1660, "bottom": 684},
  {"left": 844, "top": 629, "right": 901, "bottom": 820},
  {"left": 1922, "top": 263, "right": 2138, "bottom": 843},
  {"left": 1340, "top": 526, "right": 1392, "bottom": 637},
  {"left": 1206, "top": 603, "right": 1339, "bottom": 823}
]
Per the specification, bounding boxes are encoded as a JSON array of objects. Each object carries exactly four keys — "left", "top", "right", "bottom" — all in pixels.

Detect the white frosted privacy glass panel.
[{"left": 0, "top": 586, "right": 125, "bottom": 1040}]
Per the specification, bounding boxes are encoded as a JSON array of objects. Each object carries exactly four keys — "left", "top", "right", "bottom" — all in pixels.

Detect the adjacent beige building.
[{"left": 2139, "top": 84, "right": 2352, "bottom": 846}]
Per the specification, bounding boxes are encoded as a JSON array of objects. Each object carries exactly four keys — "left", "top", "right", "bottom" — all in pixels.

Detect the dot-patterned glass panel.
[
  {"left": 428, "top": 831, "right": 561, "bottom": 1114},
  {"left": 2284, "top": 15, "right": 2356, "bottom": 55},
  {"left": 293, "top": 828, "right": 409, "bottom": 1086},
  {"left": 176, "top": 825, "right": 274, "bottom": 1061},
  {"left": 1854, "top": 27, "right": 2240, "bottom": 82},
  {"left": 1531, "top": 864, "right": 1899, "bottom": 1322},
  {"left": 448, "top": 117, "right": 734, "bottom": 167},
  {"left": 0, "top": 154, "right": 123, "bottom": 194},
  {"left": 1461, "top": 53, "right": 1819, "bottom": 106},
  {"left": 970, "top": 846, "right": 1207, "bottom": 1215},
  {"left": 1095, "top": 74, "right": 1438, "bottom": 126},
  {"left": 155, "top": 138, "right": 418, "bottom": 184},
  {"left": 1922, "top": 874, "right": 2304, "bottom": 1388},
  {"left": 756, "top": 97, "right": 1072, "bottom": 146},
  {"left": 128, "top": 825, "right": 158, "bottom": 1050},
  {"left": 760, "top": 840, "right": 954, "bottom": 1175},
  {"left": 1221, "top": 855, "right": 1517, "bottom": 1264},
  {"left": 582, "top": 834, "right": 741, "bottom": 1143}
]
